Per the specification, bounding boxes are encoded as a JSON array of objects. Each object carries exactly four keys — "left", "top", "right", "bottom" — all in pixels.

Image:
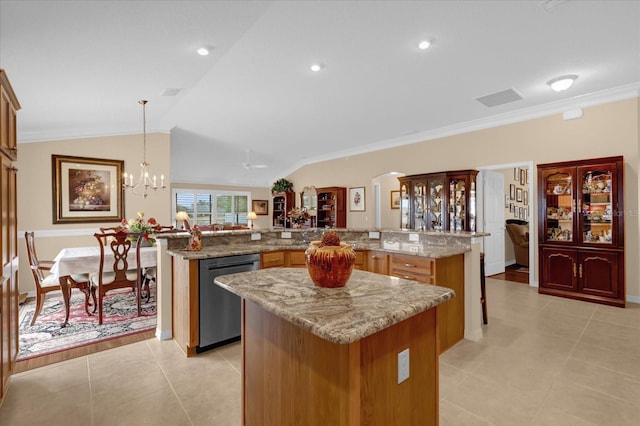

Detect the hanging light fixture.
[{"left": 123, "top": 100, "right": 166, "bottom": 198}]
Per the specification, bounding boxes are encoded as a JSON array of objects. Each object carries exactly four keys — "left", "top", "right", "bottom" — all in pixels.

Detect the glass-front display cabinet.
[
  {"left": 537, "top": 156, "right": 624, "bottom": 307},
  {"left": 398, "top": 170, "right": 477, "bottom": 232}
]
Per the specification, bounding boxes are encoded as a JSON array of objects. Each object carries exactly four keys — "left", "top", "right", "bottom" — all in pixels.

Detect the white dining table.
[{"left": 50, "top": 245, "right": 158, "bottom": 327}]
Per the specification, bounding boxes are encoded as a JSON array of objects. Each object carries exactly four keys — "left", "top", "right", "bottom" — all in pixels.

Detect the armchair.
[{"left": 505, "top": 221, "right": 529, "bottom": 267}]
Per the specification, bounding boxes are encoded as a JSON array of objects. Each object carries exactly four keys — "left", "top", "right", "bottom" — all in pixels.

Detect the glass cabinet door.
[
  {"left": 543, "top": 169, "right": 574, "bottom": 242},
  {"left": 449, "top": 179, "right": 466, "bottom": 231},
  {"left": 468, "top": 178, "right": 476, "bottom": 232},
  {"left": 414, "top": 181, "right": 426, "bottom": 230},
  {"left": 399, "top": 182, "right": 409, "bottom": 229},
  {"left": 578, "top": 163, "right": 615, "bottom": 245},
  {"left": 427, "top": 178, "right": 444, "bottom": 230}
]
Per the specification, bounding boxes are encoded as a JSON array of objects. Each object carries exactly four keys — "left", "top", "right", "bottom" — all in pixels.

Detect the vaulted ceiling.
[{"left": 1, "top": 1, "right": 639, "bottom": 187}]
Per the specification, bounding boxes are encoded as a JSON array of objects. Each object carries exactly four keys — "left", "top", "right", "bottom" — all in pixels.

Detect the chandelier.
[{"left": 123, "top": 100, "right": 166, "bottom": 198}]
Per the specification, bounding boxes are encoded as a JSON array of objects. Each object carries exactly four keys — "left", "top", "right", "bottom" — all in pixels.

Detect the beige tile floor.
[{"left": 1, "top": 277, "right": 639, "bottom": 426}]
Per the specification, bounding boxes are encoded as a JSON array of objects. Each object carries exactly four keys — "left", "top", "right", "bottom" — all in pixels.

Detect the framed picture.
[
  {"left": 390, "top": 190, "right": 401, "bottom": 209},
  {"left": 514, "top": 167, "right": 519, "bottom": 181},
  {"left": 52, "top": 154, "right": 124, "bottom": 224},
  {"left": 523, "top": 190, "right": 529, "bottom": 206},
  {"left": 514, "top": 208, "right": 519, "bottom": 218},
  {"left": 505, "top": 194, "right": 509, "bottom": 208},
  {"left": 252, "top": 199, "right": 269, "bottom": 215},
  {"left": 516, "top": 188, "right": 523, "bottom": 202},
  {"left": 523, "top": 208, "right": 529, "bottom": 221},
  {"left": 349, "top": 187, "right": 366, "bottom": 211},
  {"left": 509, "top": 203, "right": 514, "bottom": 212},
  {"left": 520, "top": 168, "right": 526, "bottom": 186},
  {"left": 510, "top": 184, "right": 516, "bottom": 200},
  {"left": 525, "top": 168, "right": 529, "bottom": 184}
]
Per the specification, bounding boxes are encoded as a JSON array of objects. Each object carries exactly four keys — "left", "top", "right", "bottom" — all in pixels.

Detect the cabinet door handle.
[
  {"left": 579, "top": 264, "right": 583, "bottom": 279},
  {"left": 371, "top": 255, "right": 378, "bottom": 260},
  {"left": 573, "top": 263, "right": 577, "bottom": 277},
  {"left": 402, "top": 275, "right": 416, "bottom": 280},
  {"left": 403, "top": 263, "right": 416, "bottom": 268}
]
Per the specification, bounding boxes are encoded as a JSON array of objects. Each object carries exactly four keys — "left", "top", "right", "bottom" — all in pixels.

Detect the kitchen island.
[{"left": 215, "top": 268, "right": 454, "bottom": 426}]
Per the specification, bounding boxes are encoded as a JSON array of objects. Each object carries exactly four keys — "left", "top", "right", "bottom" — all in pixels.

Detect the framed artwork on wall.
[
  {"left": 390, "top": 190, "right": 401, "bottom": 209},
  {"left": 520, "top": 168, "right": 526, "bottom": 186},
  {"left": 52, "top": 154, "right": 124, "bottom": 224},
  {"left": 252, "top": 200, "right": 269, "bottom": 215},
  {"left": 349, "top": 187, "right": 366, "bottom": 211},
  {"left": 523, "top": 191, "right": 529, "bottom": 206},
  {"left": 514, "top": 167, "right": 519, "bottom": 181},
  {"left": 510, "top": 184, "right": 516, "bottom": 200},
  {"left": 516, "top": 188, "right": 523, "bottom": 202}
]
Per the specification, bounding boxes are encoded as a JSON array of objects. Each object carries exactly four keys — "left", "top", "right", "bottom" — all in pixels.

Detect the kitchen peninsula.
[
  {"left": 157, "top": 228, "right": 486, "bottom": 356},
  {"left": 215, "top": 268, "right": 454, "bottom": 425}
]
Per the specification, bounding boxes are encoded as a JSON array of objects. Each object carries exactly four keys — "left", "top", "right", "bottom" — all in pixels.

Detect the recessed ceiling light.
[
  {"left": 547, "top": 75, "right": 577, "bottom": 92},
  {"left": 310, "top": 63, "right": 325, "bottom": 72},
  {"left": 418, "top": 40, "right": 431, "bottom": 50},
  {"left": 196, "top": 46, "right": 210, "bottom": 56}
]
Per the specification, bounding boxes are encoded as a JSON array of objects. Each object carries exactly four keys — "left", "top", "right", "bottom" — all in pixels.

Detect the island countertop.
[{"left": 214, "top": 268, "right": 455, "bottom": 344}]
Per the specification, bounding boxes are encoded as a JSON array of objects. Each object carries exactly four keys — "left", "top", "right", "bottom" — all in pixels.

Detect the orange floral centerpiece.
[
  {"left": 122, "top": 211, "right": 161, "bottom": 245},
  {"left": 189, "top": 225, "right": 203, "bottom": 251},
  {"left": 305, "top": 231, "right": 356, "bottom": 288},
  {"left": 287, "top": 207, "right": 309, "bottom": 228}
]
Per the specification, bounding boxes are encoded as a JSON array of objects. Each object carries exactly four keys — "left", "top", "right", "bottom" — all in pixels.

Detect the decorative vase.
[{"left": 305, "top": 241, "right": 356, "bottom": 288}]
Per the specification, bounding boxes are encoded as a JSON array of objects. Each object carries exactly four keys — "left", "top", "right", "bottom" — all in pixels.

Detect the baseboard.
[
  {"left": 156, "top": 328, "right": 172, "bottom": 341},
  {"left": 505, "top": 259, "right": 516, "bottom": 267},
  {"left": 627, "top": 295, "right": 640, "bottom": 305}
]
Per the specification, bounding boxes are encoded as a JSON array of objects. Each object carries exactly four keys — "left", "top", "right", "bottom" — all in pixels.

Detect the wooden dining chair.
[
  {"left": 24, "top": 231, "right": 94, "bottom": 325},
  {"left": 92, "top": 229, "right": 143, "bottom": 324}
]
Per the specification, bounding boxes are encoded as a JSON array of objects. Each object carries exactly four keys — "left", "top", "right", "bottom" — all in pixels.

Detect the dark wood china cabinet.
[
  {"left": 538, "top": 156, "right": 625, "bottom": 307},
  {"left": 398, "top": 170, "right": 478, "bottom": 232}
]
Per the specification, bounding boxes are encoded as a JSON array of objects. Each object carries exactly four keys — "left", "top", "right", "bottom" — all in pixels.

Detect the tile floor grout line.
[{"left": 144, "top": 339, "right": 195, "bottom": 426}]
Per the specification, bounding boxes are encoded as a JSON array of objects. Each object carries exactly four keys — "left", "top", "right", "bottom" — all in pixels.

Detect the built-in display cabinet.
[
  {"left": 538, "top": 156, "right": 625, "bottom": 307},
  {"left": 398, "top": 170, "right": 478, "bottom": 232},
  {"left": 271, "top": 192, "right": 295, "bottom": 228},
  {"left": 316, "top": 187, "right": 346, "bottom": 228}
]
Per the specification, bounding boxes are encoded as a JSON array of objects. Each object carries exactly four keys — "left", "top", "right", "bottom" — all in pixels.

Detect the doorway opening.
[{"left": 477, "top": 161, "right": 535, "bottom": 287}]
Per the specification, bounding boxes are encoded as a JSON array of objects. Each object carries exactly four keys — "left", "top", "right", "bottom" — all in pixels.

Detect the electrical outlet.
[
  {"left": 398, "top": 348, "right": 410, "bottom": 384},
  {"left": 368, "top": 231, "right": 380, "bottom": 239},
  {"left": 409, "top": 233, "right": 419, "bottom": 242},
  {"left": 281, "top": 231, "right": 292, "bottom": 239},
  {"left": 251, "top": 233, "right": 261, "bottom": 241}
]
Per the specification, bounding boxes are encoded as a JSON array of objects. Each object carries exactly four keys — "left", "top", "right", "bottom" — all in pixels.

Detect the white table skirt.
[{"left": 50, "top": 245, "right": 158, "bottom": 279}]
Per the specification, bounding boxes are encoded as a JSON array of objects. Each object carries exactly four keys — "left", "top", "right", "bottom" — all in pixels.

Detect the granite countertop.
[
  {"left": 214, "top": 268, "right": 455, "bottom": 344},
  {"left": 168, "top": 241, "right": 469, "bottom": 260}
]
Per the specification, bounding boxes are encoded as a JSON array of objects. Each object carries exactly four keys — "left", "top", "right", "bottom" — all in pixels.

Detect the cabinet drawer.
[
  {"left": 287, "top": 250, "right": 307, "bottom": 267},
  {"left": 390, "top": 254, "right": 433, "bottom": 274},
  {"left": 390, "top": 254, "right": 434, "bottom": 284},
  {"left": 353, "top": 251, "right": 366, "bottom": 270},
  {"left": 261, "top": 251, "right": 285, "bottom": 268}
]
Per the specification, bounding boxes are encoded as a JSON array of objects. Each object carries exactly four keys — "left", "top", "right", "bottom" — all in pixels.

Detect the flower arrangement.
[
  {"left": 189, "top": 225, "right": 203, "bottom": 251},
  {"left": 121, "top": 211, "right": 161, "bottom": 244},
  {"left": 287, "top": 207, "right": 309, "bottom": 225}
]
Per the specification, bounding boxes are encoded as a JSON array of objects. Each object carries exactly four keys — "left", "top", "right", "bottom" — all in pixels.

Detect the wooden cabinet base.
[{"left": 242, "top": 299, "right": 439, "bottom": 425}]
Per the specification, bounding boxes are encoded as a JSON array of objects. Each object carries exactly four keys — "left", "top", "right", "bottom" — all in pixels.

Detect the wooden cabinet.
[
  {"left": 389, "top": 253, "right": 464, "bottom": 353},
  {"left": 398, "top": 170, "right": 478, "bottom": 231},
  {"left": 261, "top": 249, "right": 365, "bottom": 270},
  {"left": 367, "top": 251, "right": 388, "bottom": 275},
  {"left": 538, "top": 157, "right": 625, "bottom": 307},
  {"left": 316, "top": 187, "right": 346, "bottom": 228},
  {"left": 271, "top": 192, "right": 295, "bottom": 228},
  {"left": 0, "top": 69, "right": 20, "bottom": 401}
]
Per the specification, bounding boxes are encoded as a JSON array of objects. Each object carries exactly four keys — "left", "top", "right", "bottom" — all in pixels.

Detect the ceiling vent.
[
  {"left": 475, "top": 88, "right": 523, "bottom": 108},
  {"left": 160, "top": 88, "right": 184, "bottom": 97},
  {"left": 541, "top": 0, "right": 567, "bottom": 12}
]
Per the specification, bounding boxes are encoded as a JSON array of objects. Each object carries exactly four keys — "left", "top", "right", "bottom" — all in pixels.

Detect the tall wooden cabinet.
[
  {"left": 0, "top": 69, "right": 20, "bottom": 401},
  {"left": 538, "top": 156, "right": 625, "bottom": 307},
  {"left": 316, "top": 187, "right": 346, "bottom": 228},
  {"left": 271, "top": 192, "right": 295, "bottom": 228},
  {"left": 398, "top": 170, "right": 478, "bottom": 231}
]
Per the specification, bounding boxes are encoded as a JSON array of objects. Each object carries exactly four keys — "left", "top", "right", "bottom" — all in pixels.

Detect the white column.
[
  {"left": 155, "top": 238, "right": 173, "bottom": 340},
  {"left": 464, "top": 237, "right": 484, "bottom": 342}
]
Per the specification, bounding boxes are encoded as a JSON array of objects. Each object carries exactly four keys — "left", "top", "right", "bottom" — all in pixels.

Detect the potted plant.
[{"left": 271, "top": 178, "right": 294, "bottom": 194}]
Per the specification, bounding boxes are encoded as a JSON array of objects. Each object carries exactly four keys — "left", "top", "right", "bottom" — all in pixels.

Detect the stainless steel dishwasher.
[{"left": 198, "top": 253, "right": 260, "bottom": 353}]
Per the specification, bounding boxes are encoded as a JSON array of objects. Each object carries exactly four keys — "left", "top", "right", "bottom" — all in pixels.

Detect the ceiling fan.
[{"left": 242, "top": 149, "right": 268, "bottom": 169}]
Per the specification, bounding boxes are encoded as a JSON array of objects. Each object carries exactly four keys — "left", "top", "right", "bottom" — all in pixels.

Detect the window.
[{"left": 174, "top": 189, "right": 250, "bottom": 227}]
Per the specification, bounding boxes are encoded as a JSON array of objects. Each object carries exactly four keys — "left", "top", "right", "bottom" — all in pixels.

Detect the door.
[
  {"left": 579, "top": 250, "right": 619, "bottom": 299},
  {"left": 541, "top": 247, "right": 577, "bottom": 291},
  {"left": 480, "top": 170, "right": 505, "bottom": 276}
]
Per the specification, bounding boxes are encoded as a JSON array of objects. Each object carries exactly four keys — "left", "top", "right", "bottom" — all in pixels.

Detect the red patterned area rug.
[{"left": 18, "top": 288, "right": 156, "bottom": 361}]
